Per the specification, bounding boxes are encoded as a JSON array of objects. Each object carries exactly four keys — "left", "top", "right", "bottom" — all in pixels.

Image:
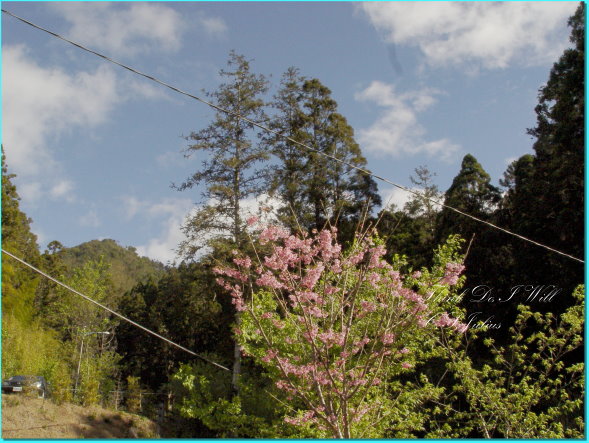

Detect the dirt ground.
[{"left": 1, "top": 394, "right": 158, "bottom": 439}]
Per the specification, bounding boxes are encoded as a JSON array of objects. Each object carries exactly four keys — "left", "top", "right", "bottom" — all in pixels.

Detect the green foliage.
[
  {"left": 266, "top": 72, "right": 381, "bottom": 235},
  {"left": 181, "top": 228, "right": 469, "bottom": 438},
  {"left": 57, "top": 239, "right": 165, "bottom": 298},
  {"left": 44, "top": 258, "right": 117, "bottom": 342},
  {"left": 2, "top": 315, "right": 61, "bottom": 380},
  {"left": 47, "top": 360, "right": 74, "bottom": 405},
  {"left": 126, "top": 376, "right": 142, "bottom": 413},
  {"left": 502, "top": 2, "right": 585, "bottom": 296},
  {"left": 79, "top": 363, "right": 101, "bottom": 406},
  {"left": 171, "top": 359, "right": 316, "bottom": 438},
  {"left": 436, "top": 154, "right": 500, "bottom": 243},
  {"left": 117, "top": 262, "right": 231, "bottom": 390},
  {"left": 444, "top": 285, "right": 585, "bottom": 438},
  {"left": 2, "top": 152, "right": 41, "bottom": 323}
]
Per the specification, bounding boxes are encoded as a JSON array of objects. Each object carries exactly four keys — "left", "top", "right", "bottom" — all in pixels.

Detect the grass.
[{"left": 1, "top": 394, "right": 159, "bottom": 438}]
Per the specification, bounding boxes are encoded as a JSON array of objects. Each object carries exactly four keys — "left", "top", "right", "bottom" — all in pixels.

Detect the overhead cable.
[
  {"left": 1, "top": 248, "right": 231, "bottom": 373},
  {"left": 2, "top": 8, "right": 583, "bottom": 264}
]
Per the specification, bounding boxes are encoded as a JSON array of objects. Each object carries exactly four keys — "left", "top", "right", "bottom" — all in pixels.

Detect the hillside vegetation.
[
  {"left": 57, "top": 239, "right": 166, "bottom": 298},
  {"left": 1, "top": 394, "right": 158, "bottom": 439}
]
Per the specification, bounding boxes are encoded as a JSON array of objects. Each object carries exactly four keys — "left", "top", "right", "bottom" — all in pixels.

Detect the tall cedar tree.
[
  {"left": 177, "top": 51, "right": 269, "bottom": 257},
  {"left": 436, "top": 154, "right": 500, "bottom": 242},
  {"left": 435, "top": 154, "right": 501, "bottom": 304},
  {"left": 508, "top": 2, "right": 585, "bottom": 295},
  {"left": 266, "top": 71, "right": 381, "bottom": 237},
  {"left": 176, "top": 51, "right": 269, "bottom": 393}
]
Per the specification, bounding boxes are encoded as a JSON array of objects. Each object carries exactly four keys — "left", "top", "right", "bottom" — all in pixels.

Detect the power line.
[
  {"left": 1, "top": 248, "right": 231, "bottom": 373},
  {"left": 2, "top": 8, "right": 583, "bottom": 265}
]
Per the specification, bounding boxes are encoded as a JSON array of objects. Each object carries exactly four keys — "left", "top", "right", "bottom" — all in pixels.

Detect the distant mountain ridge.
[{"left": 59, "top": 239, "right": 166, "bottom": 297}]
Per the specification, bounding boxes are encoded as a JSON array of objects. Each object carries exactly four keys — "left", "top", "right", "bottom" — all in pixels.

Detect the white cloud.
[
  {"left": 124, "top": 196, "right": 193, "bottom": 264},
  {"left": 51, "top": 2, "right": 186, "bottom": 57},
  {"left": 360, "top": 2, "right": 577, "bottom": 69},
  {"left": 79, "top": 209, "right": 101, "bottom": 227},
  {"left": 3, "top": 45, "right": 121, "bottom": 201},
  {"left": 198, "top": 15, "right": 228, "bottom": 37},
  {"left": 19, "top": 182, "right": 43, "bottom": 204},
  {"left": 355, "top": 81, "right": 460, "bottom": 160},
  {"left": 125, "top": 78, "right": 171, "bottom": 101},
  {"left": 3, "top": 44, "right": 176, "bottom": 205},
  {"left": 120, "top": 195, "right": 146, "bottom": 220},
  {"left": 380, "top": 186, "right": 444, "bottom": 213},
  {"left": 156, "top": 150, "right": 184, "bottom": 169},
  {"left": 380, "top": 187, "right": 414, "bottom": 211},
  {"left": 129, "top": 194, "right": 280, "bottom": 264},
  {"left": 136, "top": 213, "right": 189, "bottom": 265},
  {"left": 50, "top": 180, "right": 76, "bottom": 202}
]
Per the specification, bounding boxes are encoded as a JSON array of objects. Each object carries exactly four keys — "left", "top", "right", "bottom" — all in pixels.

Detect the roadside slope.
[{"left": 1, "top": 394, "right": 158, "bottom": 439}]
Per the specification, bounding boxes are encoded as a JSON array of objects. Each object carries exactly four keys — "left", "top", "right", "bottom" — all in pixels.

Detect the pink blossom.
[
  {"left": 381, "top": 333, "right": 395, "bottom": 345},
  {"left": 368, "top": 245, "right": 387, "bottom": 269},
  {"left": 401, "top": 362, "right": 413, "bottom": 369},
  {"left": 354, "top": 336, "right": 370, "bottom": 348},
  {"left": 453, "top": 321, "right": 468, "bottom": 333},
  {"left": 325, "top": 285, "right": 340, "bottom": 295},
  {"left": 442, "top": 262, "right": 465, "bottom": 285},
  {"left": 262, "top": 348, "right": 278, "bottom": 363},
  {"left": 246, "top": 215, "right": 259, "bottom": 226},
  {"left": 302, "top": 305, "right": 328, "bottom": 318},
  {"left": 317, "top": 229, "right": 342, "bottom": 260},
  {"left": 434, "top": 312, "right": 455, "bottom": 328},
  {"left": 301, "top": 263, "right": 324, "bottom": 289},
  {"left": 398, "top": 347, "right": 410, "bottom": 354},
  {"left": 256, "top": 271, "right": 284, "bottom": 289},
  {"left": 360, "top": 300, "right": 377, "bottom": 313},
  {"left": 367, "top": 271, "right": 381, "bottom": 287},
  {"left": 233, "top": 256, "right": 252, "bottom": 269},
  {"left": 260, "top": 312, "right": 273, "bottom": 319},
  {"left": 346, "top": 250, "right": 365, "bottom": 266},
  {"left": 318, "top": 330, "right": 346, "bottom": 347},
  {"left": 259, "top": 225, "right": 289, "bottom": 244},
  {"left": 412, "top": 270, "right": 422, "bottom": 279}
]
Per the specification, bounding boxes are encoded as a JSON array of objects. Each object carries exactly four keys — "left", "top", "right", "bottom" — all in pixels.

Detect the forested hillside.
[
  {"left": 58, "top": 239, "right": 166, "bottom": 298},
  {"left": 2, "top": 4, "right": 584, "bottom": 438}
]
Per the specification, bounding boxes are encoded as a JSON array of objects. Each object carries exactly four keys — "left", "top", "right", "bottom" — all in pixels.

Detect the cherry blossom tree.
[{"left": 213, "top": 221, "right": 468, "bottom": 438}]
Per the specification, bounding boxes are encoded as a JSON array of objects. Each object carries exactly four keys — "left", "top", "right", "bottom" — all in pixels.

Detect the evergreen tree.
[
  {"left": 1, "top": 152, "right": 41, "bottom": 322},
  {"left": 267, "top": 73, "right": 381, "bottom": 236},
  {"left": 176, "top": 51, "right": 270, "bottom": 258},
  {"left": 435, "top": 154, "right": 501, "bottom": 323},
  {"left": 436, "top": 154, "right": 500, "bottom": 247},
  {"left": 175, "top": 51, "right": 269, "bottom": 393},
  {"left": 403, "top": 165, "right": 442, "bottom": 234},
  {"left": 117, "top": 262, "right": 231, "bottom": 391},
  {"left": 509, "top": 2, "right": 585, "bottom": 291},
  {"left": 264, "top": 67, "right": 310, "bottom": 230}
]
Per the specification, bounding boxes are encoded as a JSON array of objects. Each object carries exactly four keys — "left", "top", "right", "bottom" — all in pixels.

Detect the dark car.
[{"left": 2, "top": 375, "right": 49, "bottom": 398}]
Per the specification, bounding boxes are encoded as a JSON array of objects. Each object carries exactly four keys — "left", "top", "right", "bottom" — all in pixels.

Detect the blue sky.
[{"left": 2, "top": 1, "right": 579, "bottom": 264}]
